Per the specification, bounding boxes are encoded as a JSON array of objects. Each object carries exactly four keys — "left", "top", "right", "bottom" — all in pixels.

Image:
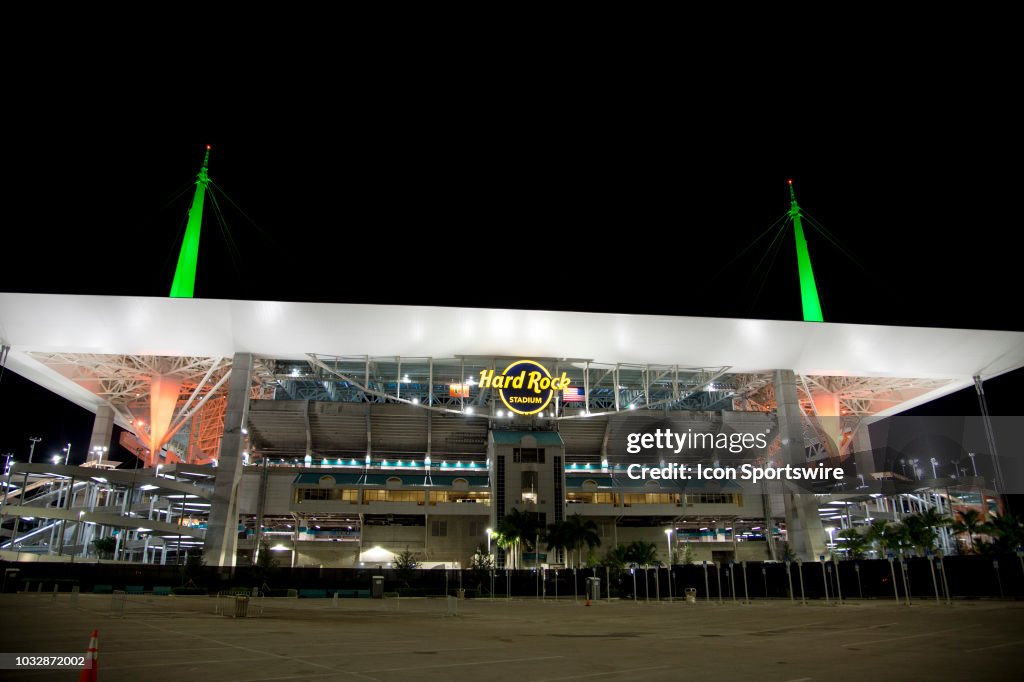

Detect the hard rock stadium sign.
[{"left": 478, "top": 360, "right": 572, "bottom": 416}]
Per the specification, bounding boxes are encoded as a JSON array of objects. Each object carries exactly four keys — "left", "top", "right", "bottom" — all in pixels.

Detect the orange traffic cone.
[
  {"left": 79, "top": 629, "right": 98, "bottom": 682},
  {"left": 585, "top": 594, "right": 591, "bottom": 607}
]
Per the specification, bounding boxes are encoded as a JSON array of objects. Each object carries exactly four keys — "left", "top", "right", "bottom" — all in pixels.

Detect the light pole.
[
  {"left": 664, "top": 528, "right": 673, "bottom": 603},
  {"left": 486, "top": 527, "right": 493, "bottom": 559},
  {"left": 91, "top": 445, "right": 108, "bottom": 464},
  {"left": 28, "top": 437, "right": 41, "bottom": 464},
  {"left": 62, "top": 443, "right": 71, "bottom": 466},
  {"left": 930, "top": 458, "right": 939, "bottom": 479},
  {"left": 968, "top": 452, "right": 978, "bottom": 477},
  {"left": 825, "top": 526, "right": 836, "bottom": 553}
]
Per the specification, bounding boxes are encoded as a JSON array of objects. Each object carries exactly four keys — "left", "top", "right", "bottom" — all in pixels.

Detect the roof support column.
[
  {"left": 87, "top": 405, "right": 114, "bottom": 464},
  {"left": 775, "top": 369, "right": 827, "bottom": 561},
  {"left": 852, "top": 422, "right": 877, "bottom": 485},
  {"left": 204, "top": 352, "right": 253, "bottom": 568}
]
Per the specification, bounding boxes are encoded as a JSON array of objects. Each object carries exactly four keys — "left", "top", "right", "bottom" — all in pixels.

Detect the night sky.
[{"left": 1, "top": 139, "right": 1020, "bottom": 464}]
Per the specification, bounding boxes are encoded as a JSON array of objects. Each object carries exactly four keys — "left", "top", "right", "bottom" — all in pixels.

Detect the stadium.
[{"left": 1, "top": 145, "right": 1023, "bottom": 681}]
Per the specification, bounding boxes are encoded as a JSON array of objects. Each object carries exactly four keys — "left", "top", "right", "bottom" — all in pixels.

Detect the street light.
[
  {"left": 825, "top": 526, "right": 836, "bottom": 550},
  {"left": 486, "top": 527, "right": 493, "bottom": 558},
  {"left": 930, "top": 458, "right": 939, "bottom": 479},
  {"left": 91, "top": 445, "right": 108, "bottom": 464},
  {"left": 62, "top": 443, "right": 71, "bottom": 466},
  {"left": 28, "top": 436, "right": 41, "bottom": 462},
  {"left": 51, "top": 455, "right": 60, "bottom": 465},
  {"left": 664, "top": 528, "right": 674, "bottom": 603}
]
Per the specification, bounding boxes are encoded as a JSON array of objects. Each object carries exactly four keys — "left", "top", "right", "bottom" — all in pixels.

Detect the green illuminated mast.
[
  {"left": 788, "top": 179, "right": 824, "bottom": 322},
  {"left": 169, "top": 145, "right": 211, "bottom": 298}
]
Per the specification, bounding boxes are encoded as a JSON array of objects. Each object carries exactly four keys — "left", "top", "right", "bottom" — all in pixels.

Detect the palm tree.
[
  {"left": 602, "top": 544, "right": 629, "bottom": 568},
  {"left": 865, "top": 520, "right": 890, "bottom": 556},
  {"left": 837, "top": 528, "right": 869, "bottom": 559},
  {"left": 544, "top": 521, "right": 571, "bottom": 566},
  {"left": 903, "top": 509, "right": 948, "bottom": 556},
  {"left": 625, "top": 540, "right": 661, "bottom": 567},
  {"left": 952, "top": 509, "right": 985, "bottom": 554},
  {"left": 563, "top": 514, "right": 601, "bottom": 568},
  {"left": 982, "top": 513, "right": 1024, "bottom": 554},
  {"left": 866, "top": 520, "right": 909, "bottom": 556},
  {"left": 493, "top": 531, "right": 516, "bottom": 568},
  {"left": 497, "top": 508, "right": 541, "bottom": 569}
]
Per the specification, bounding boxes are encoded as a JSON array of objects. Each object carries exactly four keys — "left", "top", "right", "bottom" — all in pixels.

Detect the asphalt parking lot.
[{"left": 0, "top": 593, "right": 1021, "bottom": 681}]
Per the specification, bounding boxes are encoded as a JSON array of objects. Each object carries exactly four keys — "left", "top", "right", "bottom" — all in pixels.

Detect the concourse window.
[
  {"left": 521, "top": 471, "right": 538, "bottom": 504},
  {"left": 298, "top": 488, "right": 332, "bottom": 501},
  {"left": 513, "top": 448, "right": 546, "bottom": 464}
]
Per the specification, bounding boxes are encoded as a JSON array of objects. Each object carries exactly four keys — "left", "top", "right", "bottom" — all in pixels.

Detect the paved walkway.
[{"left": 0, "top": 594, "right": 1021, "bottom": 681}]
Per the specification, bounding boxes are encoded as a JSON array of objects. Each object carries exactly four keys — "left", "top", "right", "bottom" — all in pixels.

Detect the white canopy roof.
[{"left": 2, "top": 293, "right": 1022, "bottom": 417}]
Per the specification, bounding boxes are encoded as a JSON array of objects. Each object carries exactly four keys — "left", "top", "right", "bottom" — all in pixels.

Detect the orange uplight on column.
[
  {"left": 813, "top": 393, "right": 842, "bottom": 458},
  {"left": 136, "top": 374, "right": 184, "bottom": 467}
]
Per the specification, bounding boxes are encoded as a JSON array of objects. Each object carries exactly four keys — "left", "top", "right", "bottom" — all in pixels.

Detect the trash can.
[
  {"left": 586, "top": 577, "right": 601, "bottom": 601},
  {"left": 684, "top": 588, "right": 697, "bottom": 603},
  {"left": 372, "top": 576, "right": 385, "bottom": 598},
  {"left": 456, "top": 588, "right": 466, "bottom": 599},
  {"left": 234, "top": 595, "right": 250, "bottom": 618}
]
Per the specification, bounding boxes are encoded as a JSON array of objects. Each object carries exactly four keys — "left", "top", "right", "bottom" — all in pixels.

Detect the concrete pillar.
[
  {"left": 853, "top": 420, "right": 879, "bottom": 482},
  {"left": 203, "top": 352, "right": 253, "bottom": 568},
  {"left": 87, "top": 405, "right": 115, "bottom": 463},
  {"left": 774, "top": 370, "right": 827, "bottom": 561}
]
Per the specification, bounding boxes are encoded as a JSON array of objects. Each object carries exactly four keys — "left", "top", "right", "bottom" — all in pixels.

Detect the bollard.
[
  {"left": 938, "top": 555, "right": 951, "bottom": 606},
  {"left": 703, "top": 561, "right": 710, "bottom": 603},
  {"left": 927, "top": 551, "right": 940, "bottom": 604},
  {"left": 899, "top": 559, "right": 911, "bottom": 606},
  {"left": 52, "top": 583, "right": 59, "bottom": 601},
  {"left": 786, "top": 560, "right": 794, "bottom": 603},
  {"left": 832, "top": 557, "right": 842, "bottom": 604},
  {"left": 887, "top": 556, "right": 901, "bottom": 604}
]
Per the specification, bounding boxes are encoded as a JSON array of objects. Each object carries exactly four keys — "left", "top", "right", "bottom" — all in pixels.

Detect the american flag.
[{"left": 562, "top": 387, "right": 584, "bottom": 402}]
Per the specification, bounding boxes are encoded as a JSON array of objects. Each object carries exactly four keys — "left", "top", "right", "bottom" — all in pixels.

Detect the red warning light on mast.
[{"left": 787, "top": 179, "right": 793, "bottom": 185}]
